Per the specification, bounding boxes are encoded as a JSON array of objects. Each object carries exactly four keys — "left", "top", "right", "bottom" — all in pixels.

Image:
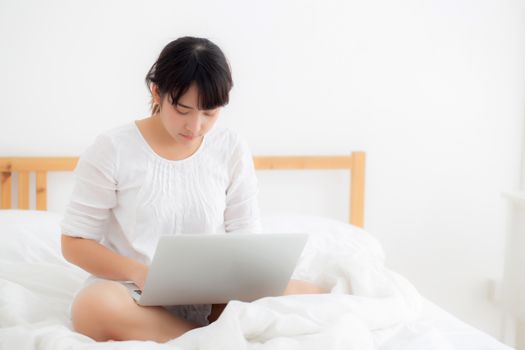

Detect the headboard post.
[
  {"left": 1, "top": 172, "right": 12, "bottom": 209},
  {"left": 18, "top": 171, "right": 30, "bottom": 209},
  {"left": 36, "top": 171, "right": 47, "bottom": 211},
  {"left": 350, "top": 152, "right": 365, "bottom": 228}
]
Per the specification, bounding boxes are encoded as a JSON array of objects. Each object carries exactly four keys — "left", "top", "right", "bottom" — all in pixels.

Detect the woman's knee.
[{"left": 71, "top": 281, "right": 134, "bottom": 341}]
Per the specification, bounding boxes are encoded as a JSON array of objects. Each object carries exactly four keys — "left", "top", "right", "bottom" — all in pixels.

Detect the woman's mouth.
[{"left": 180, "top": 134, "right": 195, "bottom": 140}]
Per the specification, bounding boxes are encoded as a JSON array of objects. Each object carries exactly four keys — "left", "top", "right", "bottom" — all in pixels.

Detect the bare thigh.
[
  {"left": 207, "top": 303, "right": 227, "bottom": 323},
  {"left": 71, "top": 281, "right": 200, "bottom": 342},
  {"left": 283, "top": 279, "right": 328, "bottom": 296}
]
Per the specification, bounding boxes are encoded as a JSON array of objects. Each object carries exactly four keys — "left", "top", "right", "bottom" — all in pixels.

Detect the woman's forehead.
[{"left": 171, "top": 89, "right": 220, "bottom": 111}]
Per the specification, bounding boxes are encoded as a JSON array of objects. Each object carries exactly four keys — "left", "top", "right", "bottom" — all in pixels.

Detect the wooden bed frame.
[{"left": 0, "top": 153, "right": 366, "bottom": 227}]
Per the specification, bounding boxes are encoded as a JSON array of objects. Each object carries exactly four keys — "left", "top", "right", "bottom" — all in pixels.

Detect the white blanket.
[{"left": 0, "top": 213, "right": 422, "bottom": 349}]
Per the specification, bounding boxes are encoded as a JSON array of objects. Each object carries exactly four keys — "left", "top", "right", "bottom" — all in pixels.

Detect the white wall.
[
  {"left": 1, "top": 0, "right": 524, "bottom": 340},
  {"left": 521, "top": 115, "right": 525, "bottom": 190}
]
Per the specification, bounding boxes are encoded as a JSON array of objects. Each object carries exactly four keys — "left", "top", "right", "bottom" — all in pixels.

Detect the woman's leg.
[
  {"left": 282, "top": 279, "right": 328, "bottom": 295},
  {"left": 71, "top": 281, "right": 200, "bottom": 342},
  {"left": 207, "top": 303, "right": 228, "bottom": 323}
]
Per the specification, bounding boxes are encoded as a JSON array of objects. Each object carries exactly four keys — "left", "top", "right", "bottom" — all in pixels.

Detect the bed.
[{"left": 0, "top": 155, "right": 513, "bottom": 350}]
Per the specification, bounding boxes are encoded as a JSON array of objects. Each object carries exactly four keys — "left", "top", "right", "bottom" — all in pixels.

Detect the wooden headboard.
[{"left": 0, "top": 152, "right": 366, "bottom": 227}]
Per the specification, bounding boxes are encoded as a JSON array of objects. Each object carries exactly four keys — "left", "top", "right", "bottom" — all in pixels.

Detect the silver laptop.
[{"left": 131, "top": 233, "right": 308, "bottom": 306}]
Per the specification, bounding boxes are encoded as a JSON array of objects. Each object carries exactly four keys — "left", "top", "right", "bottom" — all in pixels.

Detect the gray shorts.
[{"left": 69, "top": 276, "right": 212, "bottom": 328}]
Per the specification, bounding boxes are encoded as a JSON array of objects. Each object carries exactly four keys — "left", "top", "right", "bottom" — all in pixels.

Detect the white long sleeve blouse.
[{"left": 60, "top": 122, "right": 262, "bottom": 265}]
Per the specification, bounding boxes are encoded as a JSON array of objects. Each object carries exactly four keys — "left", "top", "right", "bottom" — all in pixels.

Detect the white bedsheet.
[
  {"left": 0, "top": 210, "right": 512, "bottom": 349},
  {"left": 378, "top": 299, "right": 513, "bottom": 350}
]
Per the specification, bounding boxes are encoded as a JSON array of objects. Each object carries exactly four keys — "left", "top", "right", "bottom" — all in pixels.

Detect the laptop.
[{"left": 131, "top": 233, "right": 309, "bottom": 306}]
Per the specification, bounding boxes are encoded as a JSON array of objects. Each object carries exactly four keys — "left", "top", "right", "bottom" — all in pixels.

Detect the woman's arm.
[
  {"left": 59, "top": 135, "right": 151, "bottom": 288},
  {"left": 61, "top": 234, "right": 148, "bottom": 290},
  {"left": 224, "top": 134, "right": 263, "bottom": 233}
]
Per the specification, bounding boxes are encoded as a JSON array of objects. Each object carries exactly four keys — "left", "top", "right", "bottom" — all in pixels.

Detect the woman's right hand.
[
  {"left": 129, "top": 261, "right": 149, "bottom": 291},
  {"left": 61, "top": 235, "right": 151, "bottom": 290}
]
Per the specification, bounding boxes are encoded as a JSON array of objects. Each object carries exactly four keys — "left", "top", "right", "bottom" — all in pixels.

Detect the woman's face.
[{"left": 153, "top": 83, "right": 221, "bottom": 146}]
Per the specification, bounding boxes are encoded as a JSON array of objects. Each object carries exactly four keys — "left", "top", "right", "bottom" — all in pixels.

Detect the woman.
[{"left": 61, "top": 36, "right": 324, "bottom": 343}]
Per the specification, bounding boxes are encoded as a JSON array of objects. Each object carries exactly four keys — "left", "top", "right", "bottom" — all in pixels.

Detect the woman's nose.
[{"left": 185, "top": 115, "right": 203, "bottom": 135}]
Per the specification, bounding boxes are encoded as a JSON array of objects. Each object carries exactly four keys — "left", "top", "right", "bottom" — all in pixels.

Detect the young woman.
[{"left": 61, "top": 36, "right": 325, "bottom": 343}]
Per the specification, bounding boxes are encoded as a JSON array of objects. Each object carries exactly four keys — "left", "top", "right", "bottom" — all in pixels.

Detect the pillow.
[
  {"left": 261, "top": 212, "right": 385, "bottom": 260},
  {"left": 0, "top": 209, "right": 385, "bottom": 277},
  {"left": 0, "top": 209, "right": 67, "bottom": 265},
  {"left": 261, "top": 213, "right": 388, "bottom": 294}
]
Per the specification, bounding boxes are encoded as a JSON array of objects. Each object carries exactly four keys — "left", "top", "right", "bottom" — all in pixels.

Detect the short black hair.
[{"left": 145, "top": 36, "right": 233, "bottom": 113}]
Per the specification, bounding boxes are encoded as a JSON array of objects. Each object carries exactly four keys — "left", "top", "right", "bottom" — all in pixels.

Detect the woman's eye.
[
  {"left": 204, "top": 110, "right": 219, "bottom": 117},
  {"left": 176, "top": 108, "right": 189, "bottom": 115}
]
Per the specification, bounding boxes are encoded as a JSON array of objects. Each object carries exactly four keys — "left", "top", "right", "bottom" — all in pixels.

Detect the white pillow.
[
  {"left": 0, "top": 209, "right": 385, "bottom": 270},
  {"left": 261, "top": 213, "right": 388, "bottom": 294},
  {"left": 261, "top": 212, "right": 385, "bottom": 260},
  {"left": 0, "top": 209, "right": 67, "bottom": 265}
]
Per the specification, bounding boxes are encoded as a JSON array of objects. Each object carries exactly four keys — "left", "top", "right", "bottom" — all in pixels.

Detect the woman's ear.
[{"left": 151, "top": 83, "right": 161, "bottom": 104}]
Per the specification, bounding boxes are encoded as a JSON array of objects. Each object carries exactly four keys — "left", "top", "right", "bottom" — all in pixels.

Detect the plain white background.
[{"left": 1, "top": 0, "right": 524, "bottom": 342}]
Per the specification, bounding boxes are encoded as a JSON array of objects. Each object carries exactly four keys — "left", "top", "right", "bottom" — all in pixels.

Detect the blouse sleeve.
[
  {"left": 60, "top": 134, "right": 118, "bottom": 242},
  {"left": 224, "top": 135, "right": 263, "bottom": 234}
]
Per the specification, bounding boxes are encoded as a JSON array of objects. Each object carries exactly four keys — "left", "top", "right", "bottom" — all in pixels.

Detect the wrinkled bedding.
[{"left": 0, "top": 210, "right": 510, "bottom": 349}]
